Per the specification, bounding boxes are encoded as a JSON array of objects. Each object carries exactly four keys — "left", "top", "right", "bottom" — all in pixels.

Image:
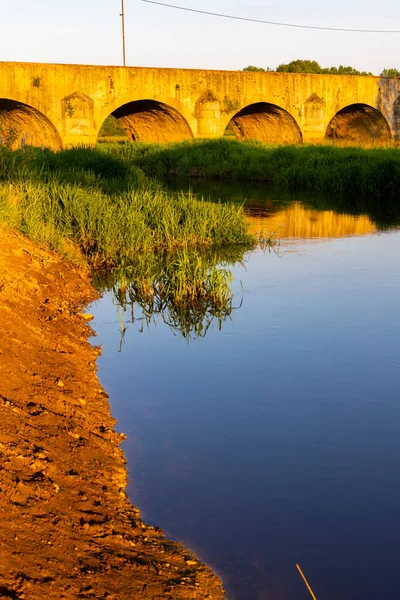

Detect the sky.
[{"left": 0, "top": 0, "right": 399, "bottom": 74}]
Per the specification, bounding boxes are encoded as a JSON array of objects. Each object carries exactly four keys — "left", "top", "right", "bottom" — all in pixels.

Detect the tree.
[
  {"left": 381, "top": 68, "right": 400, "bottom": 78},
  {"left": 276, "top": 60, "right": 322, "bottom": 74},
  {"left": 98, "top": 115, "right": 127, "bottom": 138},
  {"left": 242, "top": 66, "right": 273, "bottom": 72},
  {"left": 275, "top": 60, "right": 372, "bottom": 76},
  {"left": 323, "top": 65, "right": 373, "bottom": 76}
]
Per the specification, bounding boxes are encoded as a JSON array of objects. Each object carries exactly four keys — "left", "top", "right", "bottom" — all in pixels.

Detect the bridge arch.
[
  {"left": 98, "top": 100, "right": 193, "bottom": 143},
  {"left": 325, "top": 103, "right": 392, "bottom": 146},
  {"left": 224, "top": 102, "right": 303, "bottom": 144},
  {"left": 0, "top": 98, "right": 61, "bottom": 150}
]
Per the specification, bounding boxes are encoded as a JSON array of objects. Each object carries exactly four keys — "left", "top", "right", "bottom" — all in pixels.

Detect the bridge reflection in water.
[{"left": 245, "top": 202, "right": 376, "bottom": 239}]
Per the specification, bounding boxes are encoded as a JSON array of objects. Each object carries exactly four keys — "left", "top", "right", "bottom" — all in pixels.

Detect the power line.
[{"left": 141, "top": 0, "right": 400, "bottom": 33}]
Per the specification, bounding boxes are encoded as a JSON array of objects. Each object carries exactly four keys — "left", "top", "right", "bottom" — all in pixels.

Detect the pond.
[{"left": 91, "top": 182, "right": 400, "bottom": 600}]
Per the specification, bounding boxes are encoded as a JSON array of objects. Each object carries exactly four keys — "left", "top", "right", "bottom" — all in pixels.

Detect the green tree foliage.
[
  {"left": 242, "top": 65, "right": 272, "bottom": 72},
  {"left": 276, "top": 60, "right": 321, "bottom": 74},
  {"left": 242, "top": 61, "right": 374, "bottom": 75},
  {"left": 274, "top": 59, "right": 372, "bottom": 76},
  {"left": 380, "top": 68, "right": 400, "bottom": 78},
  {"left": 324, "top": 65, "right": 373, "bottom": 76},
  {"left": 98, "top": 115, "right": 128, "bottom": 137}
]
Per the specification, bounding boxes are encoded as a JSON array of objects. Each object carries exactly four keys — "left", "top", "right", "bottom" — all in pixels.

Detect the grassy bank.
[
  {"left": 100, "top": 139, "right": 400, "bottom": 198},
  {"left": 0, "top": 146, "right": 255, "bottom": 271}
]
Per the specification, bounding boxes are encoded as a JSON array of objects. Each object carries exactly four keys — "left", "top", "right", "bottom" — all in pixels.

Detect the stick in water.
[{"left": 296, "top": 564, "right": 318, "bottom": 600}]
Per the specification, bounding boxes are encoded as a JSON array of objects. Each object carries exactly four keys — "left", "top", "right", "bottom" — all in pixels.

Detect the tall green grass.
[
  {"left": 0, "top": 146, "right": 255, "bottom": 270},
  {"left": 100, "top": 139, "right": 400, "bottom": 198}
]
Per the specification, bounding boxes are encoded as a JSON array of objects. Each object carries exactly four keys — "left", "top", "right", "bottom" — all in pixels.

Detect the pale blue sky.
[{"left": 0, "top": 0, "right": 399, "bottom": 74}]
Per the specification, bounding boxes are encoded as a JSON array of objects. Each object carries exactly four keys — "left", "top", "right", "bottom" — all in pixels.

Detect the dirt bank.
[{"left": 0, "top": 228, "right": 225, "bottom": 600}]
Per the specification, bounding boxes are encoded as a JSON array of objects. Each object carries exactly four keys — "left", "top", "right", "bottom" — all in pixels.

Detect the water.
[{"left": 91, "top": 184, "right": 400, "bottom": 600}]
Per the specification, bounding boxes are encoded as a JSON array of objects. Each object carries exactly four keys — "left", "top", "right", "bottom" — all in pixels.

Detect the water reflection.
[
  {"left": 165, "top": 177, "right": 400, "bottom": 230},
  {"left": 245, "top": 202, "right": 376, "bottom": 239},
  {"left": 96, "top": 248, "right": 247, "bottom": 341},
  {"left": 96, "top": 189, "right": 383, "bottom": 343},
  {"left": 91, "top": 184, "right": 400, "bottom": 600}
]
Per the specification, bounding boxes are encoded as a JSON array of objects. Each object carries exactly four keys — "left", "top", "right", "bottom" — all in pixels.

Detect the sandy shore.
[{"left": 0, "top": 228, "right": 225, "bottom": 599}]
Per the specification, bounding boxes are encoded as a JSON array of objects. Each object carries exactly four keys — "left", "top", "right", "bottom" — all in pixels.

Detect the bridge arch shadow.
[
  {"left": 0, "top": 99, "right": 61, "bottom": 150},
  {"left": 224, "top": 102, "right": 303, "bottom": 144},
  {"left": 325, "top": 103, "right": 392, "bottom": 146},
  {"left": 99, "top": 100, "right": 193, "bottom": 143}
]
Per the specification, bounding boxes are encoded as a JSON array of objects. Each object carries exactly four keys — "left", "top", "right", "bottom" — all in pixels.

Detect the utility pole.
[{"left": 121, "top": 0, "right": 126, "bottom": 66}]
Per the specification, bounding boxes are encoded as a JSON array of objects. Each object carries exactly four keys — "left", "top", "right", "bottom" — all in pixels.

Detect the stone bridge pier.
[{"left": 0, "top": 62, "right": 400, "bottom": 149}]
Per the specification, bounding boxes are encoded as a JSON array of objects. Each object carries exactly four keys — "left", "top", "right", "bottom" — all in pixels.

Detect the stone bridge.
[{"left": 1, "top": 61, "right": 400, "bottom": 149}]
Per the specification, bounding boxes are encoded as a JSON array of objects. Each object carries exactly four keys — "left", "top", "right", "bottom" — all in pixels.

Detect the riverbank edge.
[
  {"left": 104, "top": 140, "right": 400, "bottom": 198},
  {"left": 0, "top": 227, "right": 225, "bottom": 600}
]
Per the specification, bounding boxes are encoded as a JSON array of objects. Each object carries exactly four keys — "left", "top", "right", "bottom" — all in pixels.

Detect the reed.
[
  {"left": 0, "top": 146, "right": 255, "bottom": 270},
  {"left": 101, "top": 139, "right": 400, "bottom": 198}
]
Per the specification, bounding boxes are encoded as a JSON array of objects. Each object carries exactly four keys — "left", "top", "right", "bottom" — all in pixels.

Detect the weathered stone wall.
[{"left": 0, "top": 61, "right": 399, "bottom": 147}]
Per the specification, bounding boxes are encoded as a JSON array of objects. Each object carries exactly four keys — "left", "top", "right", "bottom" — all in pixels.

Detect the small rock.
[
  {"left": 56, "top": 378, "right": 65, "bottom": 388},
  {"left": 80, "top": 313, "right": 94, "bottom": 322}
]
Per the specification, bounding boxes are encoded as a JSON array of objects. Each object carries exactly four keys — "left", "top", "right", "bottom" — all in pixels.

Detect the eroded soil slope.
[{"left": 0, "top": 228, "right": 225, "bottom": 600}]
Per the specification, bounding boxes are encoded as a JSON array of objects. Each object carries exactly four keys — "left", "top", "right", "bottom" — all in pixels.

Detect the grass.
[
  {"left": 0, "top": 145, "right": 255, "bottom": 271},
  {"left": 6, "top": 138, "right": 397, "bottom": 338},
  {"left": 99, "top": 138, "right": 400, "bottom": 198},
  {"left": 0, "top": 145, "right": 256, "bottom": 337}
]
